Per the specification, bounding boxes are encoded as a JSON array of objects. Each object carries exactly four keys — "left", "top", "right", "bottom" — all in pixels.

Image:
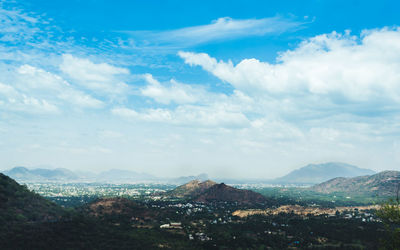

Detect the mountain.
[
  {"left": 3, "top": 166, "right": 78, "bottom": 182},
  {"left": 311, "top": 170, "right": 400, "bottom": 196},
  {"left": 166, "top": 179, "right": 217, "bottom": 198},
  {"left": 273, "top": 162, "right": 375, "bottom": 184},
  {"left": 31, "top": 168, "right": 78, "bottom": 180},
  {"left": 165, "top": 180, "right": 268, "bottom": 204},
  {"left": 0, "top": 173, "right": 64, "bottom": 224}
]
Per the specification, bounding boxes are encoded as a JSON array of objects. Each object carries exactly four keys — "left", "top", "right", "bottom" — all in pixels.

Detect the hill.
[
  {"left": 165, "top": 180, "right": 268, "bottom": 204},
  {"left": 166, "top": 179, "right": 217, "bottom": 198},
  {"left": 193, "top": 183, "right": 268, "bottom": 204},
  {"left": 273, "top": 162, "right": 375, "bottom": 184},
  {"left": 0, "top": 173, "right": 64, "bottom": 225},
  {"left": 311, "top": 170, "right": 400, "bottom": 196}
]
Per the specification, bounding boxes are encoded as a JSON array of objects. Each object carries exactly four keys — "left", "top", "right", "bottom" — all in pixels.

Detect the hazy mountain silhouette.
[
  {"left": 3, "top": 166, "right": 78, "bottom": 181},
  {"left": 273, "top": 162, "right": 375, "bottom": 184}
]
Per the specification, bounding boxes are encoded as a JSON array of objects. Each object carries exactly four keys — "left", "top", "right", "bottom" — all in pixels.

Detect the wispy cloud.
[{"left": 123, "top": 16, "right": 303, "bottom": 48}]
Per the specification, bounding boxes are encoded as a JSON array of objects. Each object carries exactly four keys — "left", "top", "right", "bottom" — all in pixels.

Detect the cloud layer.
[{"left": 2, "top": 1, "right": 400, "bottom": 177}]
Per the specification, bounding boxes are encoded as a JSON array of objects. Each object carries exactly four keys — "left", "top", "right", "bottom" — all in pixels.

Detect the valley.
[{"left": 1, "top": 166, "right": 398, "bottom": 249}]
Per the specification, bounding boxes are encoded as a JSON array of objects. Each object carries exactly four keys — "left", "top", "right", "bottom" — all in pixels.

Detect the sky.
[{"left": 1, "top": 0, "right": 400, "bottom": 178}]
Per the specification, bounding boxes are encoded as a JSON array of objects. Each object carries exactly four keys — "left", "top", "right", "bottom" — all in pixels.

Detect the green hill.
[{"left": 0, "top": 173, "right": 64, "bottom": 225}]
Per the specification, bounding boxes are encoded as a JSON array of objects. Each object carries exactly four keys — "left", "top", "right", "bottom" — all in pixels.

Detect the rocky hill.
[
  {"left": 193, "top": 183, "right": 268, "bottom": 204},
  {"left": 273, "top": 162, "right": 375, "bottom": 184},
  {"left": 165, "top": 180, "right": 268, "bottom": 204},
  {"left": 311, "top": 170, "right": 400, "bottom": 196},
  {"left": 166, "top": 179, "right": 217, "bottom": 198}
]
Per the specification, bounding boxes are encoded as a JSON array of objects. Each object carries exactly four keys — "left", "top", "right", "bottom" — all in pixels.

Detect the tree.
[{"left": 377, "top": 183, "right": 400, "bottom": 249}]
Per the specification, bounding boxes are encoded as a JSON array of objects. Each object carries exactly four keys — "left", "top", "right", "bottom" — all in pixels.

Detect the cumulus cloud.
[
  {"left": 16, "top": 64, "right": 104, "bottom": 108},
  {"left": 140, "top": 73, "right": 227, "bottom": 105},
  {"left": 140, "top": 74, "right": 200, "bottom": 104},
  {"left": 0, "top": 63, "right": 104, "bottom": 114},
  {"left": 178, "top": 28, "right": 400, "bottom": 105},
  {"left": 60, "top": 54, "right": 130, "bottom": 95}
]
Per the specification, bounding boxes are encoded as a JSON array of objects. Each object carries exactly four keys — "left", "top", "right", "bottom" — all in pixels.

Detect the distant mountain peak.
[{"left": 273, "top": 162, "right": 375, "bottom": 184}]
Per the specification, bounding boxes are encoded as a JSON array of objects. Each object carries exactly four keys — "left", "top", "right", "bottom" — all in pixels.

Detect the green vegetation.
[
  {"left": 256, "top": 187, "right": 386, "bottom": 207},
  {"left": 0, "top": 174, "right": 392, "bottom": 249},
  {"left": 377, "top": 199, "right": 400, "bottom": 249},
  {"left": 0, "top": 174, "right": 65, "bottom": 225}
]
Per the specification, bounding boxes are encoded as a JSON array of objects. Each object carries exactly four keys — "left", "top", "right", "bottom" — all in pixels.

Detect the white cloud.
[
  {"left": 140, "top": 73, "right": 218, "bottom": 105},
  {"left": 126, "top": 16, "right": 302, "bottom": 47},
  {"left": 17, "top": 64, "right": 68, "bottom": 91},
  {"left": 178, "top": 28, "right": 400, "bottom": 105},
  {"left": 16, "top": 64, "right": 104, "bottom": 109},
  {"left": 0, "top": 82, "right": 59, "bottom": 114},
  {"left": 0, "top": 7, "right": 40, "bottom": 43},
  {"left": 0, "top": 63, "right": 104, "bottom": 113},
  {"left": 58, "top": 89, "right": 104, "bottom": 108},
  {"left": 112, "top": 107, "right": 172, "bottom": 122},
  {"left": 112, "top": 104, "right": 249, "bottom": 128},
  {"left": 60, "top": 54, "right": 130, "bottom": 95}
]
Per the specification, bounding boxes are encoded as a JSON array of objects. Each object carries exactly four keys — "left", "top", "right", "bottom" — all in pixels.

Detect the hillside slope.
[
  {"left": 311, "top": 171, "right": 400, "bottom": 196},
  {"left": 166, "top": 180, "right": 217, "bottom": 198},
  {"left": 0, "top": 173, "right": 64, "bottom": 224}
]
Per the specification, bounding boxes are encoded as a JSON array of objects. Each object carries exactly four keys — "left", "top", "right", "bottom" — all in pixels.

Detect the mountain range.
[
  {"left": 3, "top": 166, "right": 78, "bottom": 181},
  {"left": 1, "top": 162, "right": 376, "bottom": 185},
  {"left": 0, "top": 166, "right": 208, "bottom": 184}
]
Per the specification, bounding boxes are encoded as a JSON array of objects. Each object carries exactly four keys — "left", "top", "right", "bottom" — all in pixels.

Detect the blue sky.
[{"left": 1, "top": 0, "right": 400, "bottom": 178}]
